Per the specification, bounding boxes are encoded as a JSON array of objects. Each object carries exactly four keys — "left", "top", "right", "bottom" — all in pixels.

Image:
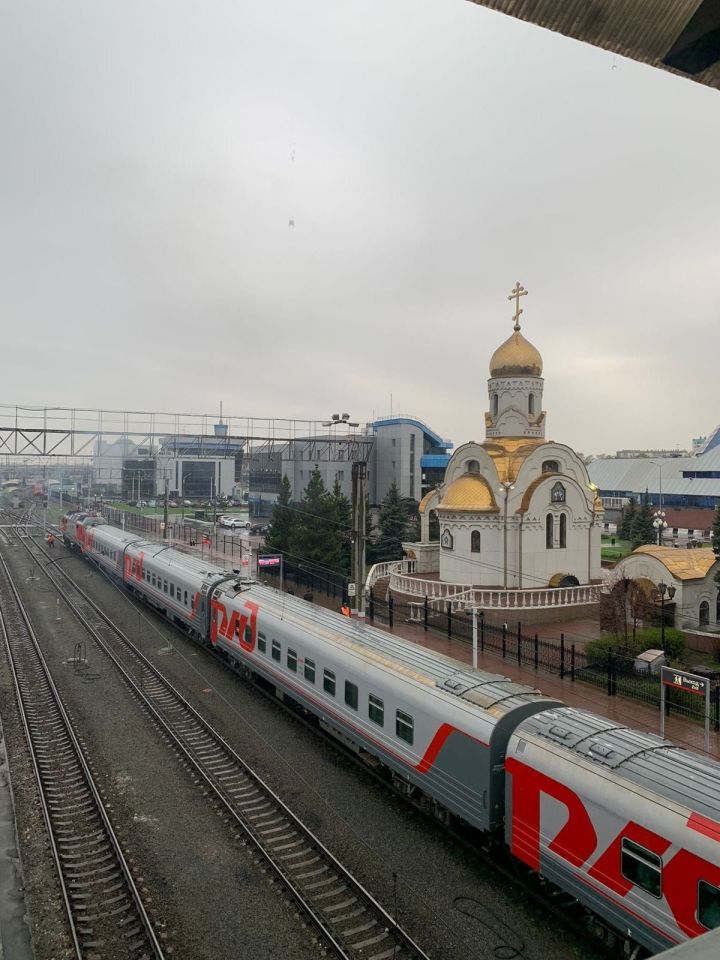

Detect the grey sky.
[{"left": 1, "top": 0, "right": 718, "bottom": 455}]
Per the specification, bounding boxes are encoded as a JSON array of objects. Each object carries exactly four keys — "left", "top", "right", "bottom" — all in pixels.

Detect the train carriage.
[
  {"left": 505, "top": 707, "right": 720, "bottom": 953},
  {"left": 56, "top": 514, "right": 720, "bottom": 953},
  {"left": 208, "top": 581, "right": 561, "bottom": 832}
]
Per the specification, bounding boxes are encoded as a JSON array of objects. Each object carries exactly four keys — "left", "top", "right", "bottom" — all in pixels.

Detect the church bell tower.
[{"left": 485, "top": 282, "right": 546, "bottom": 440}]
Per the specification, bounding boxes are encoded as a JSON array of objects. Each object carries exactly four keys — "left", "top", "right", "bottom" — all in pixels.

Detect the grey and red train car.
[{"left": 62, "top": 512, "right": 720, "bottom": 954}]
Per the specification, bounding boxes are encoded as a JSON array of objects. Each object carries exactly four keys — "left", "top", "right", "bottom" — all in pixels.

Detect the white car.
[{"left": 219, "top": 516, "right": 251, "bottom": 530}]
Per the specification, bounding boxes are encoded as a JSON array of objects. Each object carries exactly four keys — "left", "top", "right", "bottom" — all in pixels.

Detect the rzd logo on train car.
[
  {"left": 210, "top": 598, "right": 259, "bottom": 652},
  {"left": 506, "top": 758, "right": 720, "bottom": 939},
  {"left": 123, "top": 552, "right": 144, "bottom": 582}
]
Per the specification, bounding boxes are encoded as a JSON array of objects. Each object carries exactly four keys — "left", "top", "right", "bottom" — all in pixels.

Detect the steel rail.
[
  {"left": 15, "top": 525, "right": 431, "bottom": 960},
  {"left": 0, "top": 545, "right": 165, "bottom": 960}
]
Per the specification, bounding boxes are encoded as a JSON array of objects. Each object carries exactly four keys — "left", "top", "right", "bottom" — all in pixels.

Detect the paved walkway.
[{"left": 375, "top": 615, "right": 719, "bottom": 760}]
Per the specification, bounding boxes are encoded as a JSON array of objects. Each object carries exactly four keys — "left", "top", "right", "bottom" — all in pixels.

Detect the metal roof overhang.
[{"left": 467, "top": 0, "right": 720, "bottom": 91}]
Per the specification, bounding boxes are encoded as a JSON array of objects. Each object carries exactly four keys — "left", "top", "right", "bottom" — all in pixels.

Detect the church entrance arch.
[{"left": 549, "top": 573, "right": 580, "bottom": 588}]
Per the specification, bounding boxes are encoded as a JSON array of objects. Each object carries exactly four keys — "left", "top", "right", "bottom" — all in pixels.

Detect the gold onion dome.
[
  {"left": 437, "top": 474, "right": 499, "bottom": 512},
  {"left": 489, "top": 326, "right": 543, "bottom": 378}
]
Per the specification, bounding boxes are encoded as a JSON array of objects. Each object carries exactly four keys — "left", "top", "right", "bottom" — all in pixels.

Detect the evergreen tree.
[
  {"left": 288, "top": 468, "right": 342, "bottom": 572},
  {"left": 264, "top": 475, "right": 294, "bottom": 556},
  {"left": 712, "top": 505, "right": 720, "bottom": 586},
  {"left": 618, "top": 497, "right": 636, "bottom": 541},
  {"left": 329, "top": 478, "right": 352, "bottom": 576},
  {"left": 374, "top": 482, "right": 408, "bottom": 562},
  {"left": 630, "top": 492, "right": 656, "bottom": 549},
  {"left": 713, "top": 505, "right": 720, "bottom": 560}
]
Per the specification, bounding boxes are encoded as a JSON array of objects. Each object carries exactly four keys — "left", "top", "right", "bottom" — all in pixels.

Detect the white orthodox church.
[{"left": 401, "top": 284, "right": 603, "bottom": 604}]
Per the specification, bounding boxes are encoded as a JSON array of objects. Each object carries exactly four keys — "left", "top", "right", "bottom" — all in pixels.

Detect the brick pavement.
[{"left": 372, "top": 613, "right": 720, "bottom": 760}]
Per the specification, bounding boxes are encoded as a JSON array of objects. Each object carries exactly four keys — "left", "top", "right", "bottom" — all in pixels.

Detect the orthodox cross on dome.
[{"left": 508, "top": 281, "right": 528, "bottom": 331}]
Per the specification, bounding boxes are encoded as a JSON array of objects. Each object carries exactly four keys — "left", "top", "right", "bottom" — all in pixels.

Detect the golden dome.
[
  {"left": 489, "top": 328, "right": 543, "bottom": 378},
  {"left": 437, "top": 474, "right": 499, "bottom": 512}
]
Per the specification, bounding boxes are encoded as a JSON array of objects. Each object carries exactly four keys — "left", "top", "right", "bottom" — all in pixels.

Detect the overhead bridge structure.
[{"left": 0, "top": 404, "right": 373, "bottom": 464}]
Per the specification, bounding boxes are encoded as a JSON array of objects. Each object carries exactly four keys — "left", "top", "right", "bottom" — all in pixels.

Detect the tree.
[
  {"left": 712, "top": 505, "right": 720, "bottom": 587},
  {"left": 264, "top": 475, "right": 294, "bottom": 556},
  {"left": 329, "top": 478, "right": 352, "bottom": 577},
  {"left": 618, "top": 497, "right": 636, "bottom": 541},
  {"left": 374, "top": 482, "right": 409, "bottom": 562},
  {"left": 630, "top": 492, "right": 655, "bottom": 549},
  {"left": 288, "top": 468, "right": 342, "bottom": 573}
]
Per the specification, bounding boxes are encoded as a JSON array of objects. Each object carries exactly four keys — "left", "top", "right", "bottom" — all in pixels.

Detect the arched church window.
[
  {"left": 546, "top": 514, "right": 554, "bottom": 549},
  {"left": 700, "top": 600, "right": 710, "bottom": 625},
  {"left": 471, "top": 530, "right": 481, "bottom": 553},
  {"left": 493, "top": 393, "right": 499, "bottom": 417},
  {"left": 542, "top": 460, "right": 559, "bottom": 474},
  {"left": 716, "top": 592, "right": 720, "bottom": 623},
  {"left": 528, "top": 393, "right": 535, "bottom": 415},
  {"left": 551, "top": 482, "right": 566, "bottom": 503},
  {"left": 467, "top": 460, "right": 480, "bottom": 474},
  {"left": 559, "top": 513, "right": 567, "bottom": 548}
]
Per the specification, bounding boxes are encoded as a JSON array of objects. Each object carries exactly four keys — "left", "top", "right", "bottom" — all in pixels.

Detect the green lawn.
[{"left": 601, "top": 537, "right": 633, "bottom": 562}]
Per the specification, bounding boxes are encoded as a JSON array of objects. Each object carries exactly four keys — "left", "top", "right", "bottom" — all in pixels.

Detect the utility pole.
[
  {"left": 163, "top": 476, "right": 169, "bottom": 539},
  {"left": 350, "top": 461, "right": 367, "bottom": 618}
]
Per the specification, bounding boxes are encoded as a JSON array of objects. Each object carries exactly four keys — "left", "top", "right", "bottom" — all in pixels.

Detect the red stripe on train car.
[
  {"left": 687, "top": 812, "right": 720, "bottom": 844},
  {"left": 415, "top": 722, "right": 487, "bottom": 773}
]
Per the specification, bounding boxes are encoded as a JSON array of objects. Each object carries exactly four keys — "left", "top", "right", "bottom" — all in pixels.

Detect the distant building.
[{"left": 590, "top": 429, "right": 720, "bottom": 511}]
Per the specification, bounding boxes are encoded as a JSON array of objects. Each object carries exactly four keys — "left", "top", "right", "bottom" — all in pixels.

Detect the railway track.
[
  {"left": 9, "top": 519, "right": 431, "bottom": 960},
  {"left": 0, "top": 546, "right": 165, "bottom": 960}
]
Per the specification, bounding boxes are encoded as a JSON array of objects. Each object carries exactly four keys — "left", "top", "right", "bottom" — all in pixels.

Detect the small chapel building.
[{"left": 400, "top": 284, "right": 603, "bottom": 607}]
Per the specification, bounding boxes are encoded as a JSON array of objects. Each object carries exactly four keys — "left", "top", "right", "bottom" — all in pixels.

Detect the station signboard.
[
  {"left": 258, "top": 557, "right": 280, "bottom": 567},
  {"left": 661, "top": 666, "right": 710, "bottom": 697},
  {"left": 660, "top": 666, "right": 712, "bottom": 752}
]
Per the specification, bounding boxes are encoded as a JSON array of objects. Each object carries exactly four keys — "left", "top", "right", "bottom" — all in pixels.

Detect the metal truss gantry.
[{"left": 0, "top": 404, "right": 375, "bottom": 464}]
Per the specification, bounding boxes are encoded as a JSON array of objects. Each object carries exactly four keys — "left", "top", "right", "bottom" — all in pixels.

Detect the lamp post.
[
  {"left": 653, "top": 509, "right": 667, "bottom": 546},
  {"left": 498, "top": 481, "right": 515, "bottom": 589},
  {"left": 656, "top": 580, "right": 677, "bottom": 653}
]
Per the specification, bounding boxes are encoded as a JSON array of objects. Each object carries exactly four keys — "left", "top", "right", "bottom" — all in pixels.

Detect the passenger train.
[{"left": 61, "top": 512, "right": 720, "bottom": 956}]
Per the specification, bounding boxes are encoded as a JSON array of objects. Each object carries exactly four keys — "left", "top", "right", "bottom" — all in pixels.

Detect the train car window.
[
  {"left": 287, "top": 649, "right": 298, "bottom": 672},
  {"left": 323, "top": 670, "right": 336, "bottom": 696},
  {"left": 170, "top": 584, "right": 175, "bottom": 598},
  {"left": 396, "top": 710, "right": 414, "bottom": 744},
  {"left": 163, "top": 580, "right": 168, "bottom": 594},
  {"left": 184, "top": 591, "right": 188, "bottom": 605},
  {"left": 257, "top": 632, "right": 266, "bottom": 654},
  {"left": 344, "top": 681, "right": 358, "bottom": 710},
  {"left": 304, "top": 658, "right": 315, "bottom": 683},
  {"left": 244, "top": 624, "right": 252, "bottom": 645},
  {"left": 368, "top": 695, "right": 384, "bottom": 727},
  {"left": 621, "top": 839, "right": 662, "bottom": 898},
  {"left": 152, "top": 573, "right": 157, "bottom": 587},
  {"left": 271, "top": 640, "right": 281, "bottom": 662},
  {"left": 698, "top": 881, "right": 720, "bottom": 930}
]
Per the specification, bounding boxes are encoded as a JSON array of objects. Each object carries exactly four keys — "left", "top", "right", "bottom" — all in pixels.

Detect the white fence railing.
[
  {"left": 389, "top": 568, "right": 601, "bottom": 611},
  {"left": 364, "top": 559, "right": 416, "bottom": 596}
]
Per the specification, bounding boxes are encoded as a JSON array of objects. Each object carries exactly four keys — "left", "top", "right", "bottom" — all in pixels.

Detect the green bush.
[
  {"left": 585, "top": 627, "right": 685, "bottom": 664},
  {"left": 633, "top": 627, "right": 685, "bottom": 661}
]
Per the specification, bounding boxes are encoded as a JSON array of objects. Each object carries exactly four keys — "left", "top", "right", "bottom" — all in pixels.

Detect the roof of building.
[
  {"left": 658, "top": 507, "right": 717, "bottom": 531},
  {"left": 481, "top": 437, "right": 545, "bottom": 483},
  {"left": 489, "top": 327, "right": 543, "bottom": 378},
  {"left": 371, "top": 417, "right": 453, "bottom": 450},
  {"left": 467, "top": 1, "right": 720, "bottom": 92},
  {"left": 589, "top": 446, "right": 720, "bottom": 500},
  {"left": 436, "top": 474, "right": 499, "bottom": 512},
  {"left": 631, "top": 545, "right": 718, "bottom": 580},
  {"left": 418, "top": 489, "right": 437, "bottom": 514}
]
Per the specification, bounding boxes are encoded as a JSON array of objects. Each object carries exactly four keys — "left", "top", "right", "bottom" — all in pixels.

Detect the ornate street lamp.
[
  {"left": 656, "top": 580, "right": 677, "bottom": 653},
  {"left": 653, "top": 509, "right": 667, "bottom": 546}
]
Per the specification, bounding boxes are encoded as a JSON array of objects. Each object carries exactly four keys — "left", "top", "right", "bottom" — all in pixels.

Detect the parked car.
[{"left": 219, "top": 516, "right": 251, "bottom": 530}]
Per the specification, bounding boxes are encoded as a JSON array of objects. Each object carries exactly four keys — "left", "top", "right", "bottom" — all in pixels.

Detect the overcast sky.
[{"left": 2, "top": 0, "right": 718, "bottom": 456}]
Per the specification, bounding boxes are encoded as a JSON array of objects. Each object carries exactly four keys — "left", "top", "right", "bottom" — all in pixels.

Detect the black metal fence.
[{"left": 368, "top": 590, "right": 720, "bottom": 730}]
